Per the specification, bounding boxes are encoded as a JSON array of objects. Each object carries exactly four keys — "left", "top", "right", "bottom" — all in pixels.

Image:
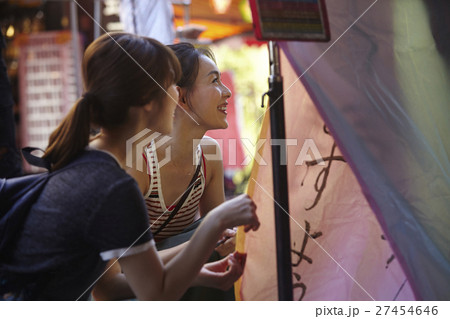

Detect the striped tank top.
[{"left": 143, "top": 140, "right": 206, "bottom": 241}]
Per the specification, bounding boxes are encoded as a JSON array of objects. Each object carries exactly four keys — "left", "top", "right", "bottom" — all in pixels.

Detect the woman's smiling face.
[{"left": 186, "top": 55, "right": 232, "bottom": 130}]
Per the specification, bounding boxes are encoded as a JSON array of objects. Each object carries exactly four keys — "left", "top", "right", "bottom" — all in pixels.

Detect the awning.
[{"left": 173, "top": 0, "right": 253, "bottom": 41}]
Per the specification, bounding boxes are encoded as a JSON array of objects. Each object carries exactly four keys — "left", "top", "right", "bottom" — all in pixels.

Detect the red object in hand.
[{"left": 233, "top": 251, "right": 247, "bottom": 268}]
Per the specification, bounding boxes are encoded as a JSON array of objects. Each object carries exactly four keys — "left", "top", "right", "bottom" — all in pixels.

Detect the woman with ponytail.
[
  {"left": 0, "top": 33, "right": 259, "bottom": 301},
  {"left": 94, "top": 43, "right": 244, "bottom": 301}
]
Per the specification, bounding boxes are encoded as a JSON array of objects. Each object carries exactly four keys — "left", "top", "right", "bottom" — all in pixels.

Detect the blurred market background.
[{"left": 0, "top": 0, "right": 269, "bottom": 195}]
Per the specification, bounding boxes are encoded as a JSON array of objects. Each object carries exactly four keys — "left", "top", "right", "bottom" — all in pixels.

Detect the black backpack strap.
[
  {"left": 21, "top": 147, "right": 117, "bottom": 172},
  {"left": 153, "top": 160, "right": 202, "bottom": 236},
  {"left": 21, "top": 147, "right": 51, "bottom": 170}
]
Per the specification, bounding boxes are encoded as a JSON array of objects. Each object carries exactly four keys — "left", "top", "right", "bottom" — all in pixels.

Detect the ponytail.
[
  {"left": 42, "top": 33, "right": 181, "bottom": 170},
  {"left": 43, "top": 95, "right": 92, "bottom": 170}
]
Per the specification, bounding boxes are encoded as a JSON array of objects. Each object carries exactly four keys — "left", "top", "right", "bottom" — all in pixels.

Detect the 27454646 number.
[{"left": 376, "top": 306, "right": 438, "bottom": 316}]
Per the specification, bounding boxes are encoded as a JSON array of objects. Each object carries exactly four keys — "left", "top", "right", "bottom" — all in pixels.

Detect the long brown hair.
[{"left": 43, "top": 33, "right": 181, "bottom": 170}]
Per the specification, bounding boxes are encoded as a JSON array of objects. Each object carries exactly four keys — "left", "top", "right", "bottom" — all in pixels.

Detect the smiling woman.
[
  {"left": 93, "top": 43, "right": 243, "bottom": 301},
  {"left": 0, "top": 33, "right": 259, "bottom": 301},
  {"left": 141, "top": 44, "right": 233, "bottom": 243}
]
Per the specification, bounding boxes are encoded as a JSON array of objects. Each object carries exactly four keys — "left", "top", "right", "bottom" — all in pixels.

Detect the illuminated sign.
[{"left": 249, "top": 0, "right": 330, "bottom": 42}]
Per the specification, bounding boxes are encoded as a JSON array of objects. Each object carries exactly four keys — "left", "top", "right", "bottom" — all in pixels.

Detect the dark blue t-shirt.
[{"left": 2, "top": 150, "right": 153, "bottom": 300}]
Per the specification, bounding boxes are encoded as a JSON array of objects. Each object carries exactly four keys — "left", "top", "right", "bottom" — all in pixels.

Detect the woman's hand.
[
  {"left": 212, "top": 194, "right": 260, "bottom": 232},
  {"left": 215, "top": 228, "right": 236, "bottom": 257},
  {"left": 193, "top": 252, "right": 247, "bottom": 290}
]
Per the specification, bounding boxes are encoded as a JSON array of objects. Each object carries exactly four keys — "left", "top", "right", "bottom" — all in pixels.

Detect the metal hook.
[{"left": 261, "top": 89, "right": 272, "bottom": 108}]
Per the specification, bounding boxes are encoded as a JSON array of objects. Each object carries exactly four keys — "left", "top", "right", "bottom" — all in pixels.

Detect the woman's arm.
[
  {"left": 190, "top": 252, "right": 246, "bottom": 290},
  {"left": 199, "top": 137, "right": 239, "bottom": 256},
  {"left": 158, "top": 241, "right": 188, "bottom": 264},
  {"left": 93, "top": 251, "right": 247, "bottom": 300},
  {"left": 198, "top": 137, "right": 226, "bottom": 217},
  {"left": 92, "top": 259, "right": 135, "bottom": 301},
  {"left": 119, "top": 194, "right": 258, "bottom": 300},
  {"left": 98, "top": 141, "right": 257, "bottom": 300}
]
